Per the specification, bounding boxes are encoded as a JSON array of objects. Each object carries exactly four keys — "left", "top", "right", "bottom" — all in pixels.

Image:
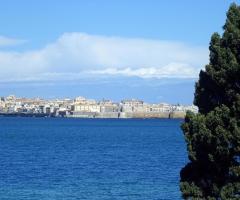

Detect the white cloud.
[
  {"left": 0, "top": 32, "right": 208, "bottom": 81},
  {"left": 89, "top": 63, "right": 199, "bottom": 78},
  {"left": 0, "top": 36, "right": 26, "bottom": 47}
]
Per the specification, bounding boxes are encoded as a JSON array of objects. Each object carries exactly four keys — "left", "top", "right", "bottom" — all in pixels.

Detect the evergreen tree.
[{"left": 180, "top": 3, "right": 240, "bottom": 199}]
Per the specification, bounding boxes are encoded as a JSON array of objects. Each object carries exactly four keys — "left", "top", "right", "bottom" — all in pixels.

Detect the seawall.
[{"left": 69, "top": 111, "right": 186, "bottom": 119}]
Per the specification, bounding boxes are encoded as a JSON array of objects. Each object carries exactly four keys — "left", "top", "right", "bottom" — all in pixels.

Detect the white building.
[{"left": 121, "top": 99, "right": 144, "bottom": 112}]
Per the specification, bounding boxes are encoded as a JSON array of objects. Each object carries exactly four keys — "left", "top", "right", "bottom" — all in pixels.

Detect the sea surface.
[{"left": 0, "top": 117, "right": 187, "bottom": 200}]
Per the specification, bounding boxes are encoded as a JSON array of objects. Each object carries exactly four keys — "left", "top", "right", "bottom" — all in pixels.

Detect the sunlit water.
[{"left": 0, "top": 117, "right": 187, "bottom": 200}]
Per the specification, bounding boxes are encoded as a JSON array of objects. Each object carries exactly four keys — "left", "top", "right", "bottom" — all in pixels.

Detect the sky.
[{"left": 0, "top": 0, "right": 237, "bottom": 104}]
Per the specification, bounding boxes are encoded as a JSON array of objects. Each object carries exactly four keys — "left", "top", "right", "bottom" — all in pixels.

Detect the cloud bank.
[
  {"left": 0, "top": 33, "right": 208, "bottom": 82},
  {"left": 0, "top": 36, "right": 26, "bottom": 47}
]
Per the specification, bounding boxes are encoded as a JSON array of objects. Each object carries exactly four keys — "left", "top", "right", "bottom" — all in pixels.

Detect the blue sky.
[{"left": 0, "top": 0, "right": 237, "bottom": 104}]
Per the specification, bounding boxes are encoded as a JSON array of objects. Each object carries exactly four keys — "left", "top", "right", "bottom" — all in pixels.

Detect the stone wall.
[{"left": 69, "top": 111, "right": 186, "bottom": 119}]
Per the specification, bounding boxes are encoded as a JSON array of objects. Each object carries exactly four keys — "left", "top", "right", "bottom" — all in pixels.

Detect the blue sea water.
[{"left": 0, "top": 117, "right": 187, "bottom": 200}]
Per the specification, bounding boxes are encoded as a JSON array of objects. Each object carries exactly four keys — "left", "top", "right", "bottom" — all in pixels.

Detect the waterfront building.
[
  {"left": 121, "top": 99, "right": 144, "bottom": 112},
  {"left": 99, "top": 100, "right": 119, "bottom": 113}
]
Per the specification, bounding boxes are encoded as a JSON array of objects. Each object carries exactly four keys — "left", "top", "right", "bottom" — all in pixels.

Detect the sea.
[{"left": 0, "top": 117, "right": 188, "bottom": 200}]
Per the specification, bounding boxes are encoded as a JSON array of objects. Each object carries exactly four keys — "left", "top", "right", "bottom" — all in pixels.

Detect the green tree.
[{"left": 180, "top": 3, "right": 240, "bottom": 199}]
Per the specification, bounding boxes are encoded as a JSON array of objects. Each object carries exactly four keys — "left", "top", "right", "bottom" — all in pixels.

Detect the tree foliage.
[{"left": 180, "top": 3, "right": 240, "bottom": 199}]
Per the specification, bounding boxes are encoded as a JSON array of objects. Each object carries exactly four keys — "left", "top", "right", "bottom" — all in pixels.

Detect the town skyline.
[
  {"left": 0, "top": 94, "right": 195, "bottom": 105},
  {"left": 0, "top": 94, "right": 197, "bottom": 119}
]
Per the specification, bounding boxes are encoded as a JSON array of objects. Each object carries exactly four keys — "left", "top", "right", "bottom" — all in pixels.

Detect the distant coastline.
[{"left": 0, "top": 95, "right": 197, "bottom": 119}]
